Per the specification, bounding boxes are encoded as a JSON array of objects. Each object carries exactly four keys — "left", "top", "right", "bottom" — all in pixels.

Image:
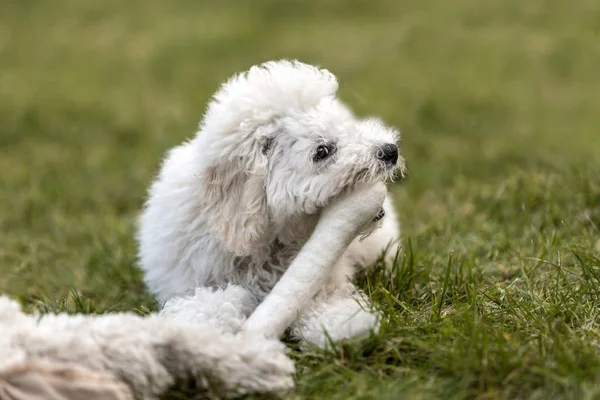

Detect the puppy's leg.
[
  {"left": 290, "top": 278, "right": 379, "bottom": 348},
  {"left": 344, "top": 194, "right": 401, "bottom": 269},
  {"left": 243, "top": 182, "right": 386, "bottom": 339},
  {"left": 290, "top": 198, "right": 399, "bottom": 348},
  {"left": 160, "top": 284, "right": 258, "bottom": 334}
]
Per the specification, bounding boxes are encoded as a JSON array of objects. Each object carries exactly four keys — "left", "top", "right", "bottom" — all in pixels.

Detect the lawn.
[{"left": 1, "top": 0, "right": 600, "bottom": 398}]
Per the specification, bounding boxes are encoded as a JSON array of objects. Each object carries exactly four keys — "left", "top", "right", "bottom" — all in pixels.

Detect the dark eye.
[{"left": 313, "top": 145, "right": 331, "bottom": 162}]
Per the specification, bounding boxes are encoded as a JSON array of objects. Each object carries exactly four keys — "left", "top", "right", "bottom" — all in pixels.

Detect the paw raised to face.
[
  {"left": 264, "top": 105, "right": 405, "bottom": 217},
  {"left": 195, "top": 60, "right": 405, "bottom": 254}
]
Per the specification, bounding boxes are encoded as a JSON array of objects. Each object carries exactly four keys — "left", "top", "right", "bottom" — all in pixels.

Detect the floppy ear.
[{"left": 201, "top": 131, "right": 271, "bottom": 256}]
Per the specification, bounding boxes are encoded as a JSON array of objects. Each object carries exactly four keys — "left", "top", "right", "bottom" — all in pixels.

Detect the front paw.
[{"left": 294, "top": 297, "right": 381, "bottom": 349}]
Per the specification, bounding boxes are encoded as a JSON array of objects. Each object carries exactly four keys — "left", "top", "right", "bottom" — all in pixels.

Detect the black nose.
[{"left": 378, "top": 143, "right": 398, "bottom": 165}]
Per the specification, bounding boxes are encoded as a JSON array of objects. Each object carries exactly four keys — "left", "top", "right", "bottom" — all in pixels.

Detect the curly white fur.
[
  {"left": 0, "top": 296, "right": 293, "bottom": 399},
  {"left": 243, "top": 181, "right": 387, "bottom": 338},
  {"left": 138, "top": 60, "right": 405, "bottom": 347}
]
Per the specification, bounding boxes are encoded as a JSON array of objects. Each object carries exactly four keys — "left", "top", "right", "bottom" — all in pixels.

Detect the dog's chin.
[
  {"left": 314, "top": 162, "right": 404, "bottom": 216},
  {"left": 383, "top": 165, "right": 406, "bottom": 182},
  {"left": 351, "top": 163, "right": 403, "bottom": 188},
  {"left": 381, "top": 159, "right": 407, "bottom": 182}
]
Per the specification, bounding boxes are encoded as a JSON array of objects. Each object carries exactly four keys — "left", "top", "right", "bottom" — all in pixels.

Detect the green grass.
[{"left": 1, "top": 0, "right": 600, "bottom": 398}]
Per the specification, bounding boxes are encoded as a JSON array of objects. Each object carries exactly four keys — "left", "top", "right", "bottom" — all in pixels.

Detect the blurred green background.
[{"left": 1, "top": 1, "right": 600, "bottom": 398}]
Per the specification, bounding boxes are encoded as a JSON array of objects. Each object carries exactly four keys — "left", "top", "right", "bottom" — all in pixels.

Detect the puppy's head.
[{"left": 196, "top": 60, "right": 405, "bottom": 255}]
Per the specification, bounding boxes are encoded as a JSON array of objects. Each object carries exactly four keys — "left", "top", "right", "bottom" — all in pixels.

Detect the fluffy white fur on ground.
[
  {"left": 0, "top": 296, "right": 294, "bottom": 399},
  {"left": 138, "top": 59, "right": 405, "bottom": 347}
]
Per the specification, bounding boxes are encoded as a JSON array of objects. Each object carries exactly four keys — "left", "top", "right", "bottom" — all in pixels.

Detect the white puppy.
[{"left": 138, "top": 60, "right": 405, "bottom": 347}]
